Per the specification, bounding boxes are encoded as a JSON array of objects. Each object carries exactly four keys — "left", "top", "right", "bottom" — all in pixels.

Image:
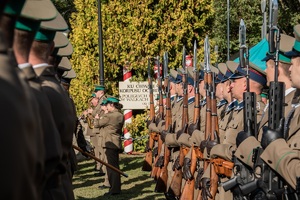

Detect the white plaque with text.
[{"left": 119, "top": 81, "right": 158, "bottom": 110}]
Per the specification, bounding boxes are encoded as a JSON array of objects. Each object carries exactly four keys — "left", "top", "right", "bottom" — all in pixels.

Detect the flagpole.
[
  {"left": 97, "top": 0, "right": 104, "bottom": 86},
  {"left": 227, "top": 0, "right": 230, "bottom": 61}
]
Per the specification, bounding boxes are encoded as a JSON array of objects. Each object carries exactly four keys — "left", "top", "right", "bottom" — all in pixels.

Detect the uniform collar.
[
  {"left": 20, "top": 65, "right": 37, "bottom": 80},
  {"left": 217, "top": 99, "right": 227, "bottom": 108},
  {"left": 171, "top": 95, "right": 176, "bottom": 102},
  {"left": 176, "top": 96, "right": 183, "bottom": 102},
  {"left": 234, "top": 101, "right": 244, "bottom": 111},
  {"left": 188, "top": 96, "right": 195, "bottom": 105},
  {"left": 33, "top": 64, "right": 54, "bottom": 77},
  {"left": 286, "top": 87, "right": 296, "bottom": 96},
  {"left": 225, "top": 100, "right": 237, "bottom": 113},
  {"left": 200, "top": 98, "right": 207, "bottom": 106}
]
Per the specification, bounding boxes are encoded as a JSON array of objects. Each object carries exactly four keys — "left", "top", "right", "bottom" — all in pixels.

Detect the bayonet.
[
  {"left": 204, "top": 36, "right": 211, "bottom": 73},
  {"left": 270, "top": 0, "right": 278, "bottom": 27},
  {"left": 164, "top": 52, "right": 168, "bottom": 78},
  {"left": 239, "top": 19, "right": 246, "bottom": 49},
  {"left": 148, "top": 58, "right": 153, "bottom": 92},
  {"left": 182, "top": 46, "right": 186, "bottom": 72},
  {"left": 239, "top": 19, "right": 247, "bottom": 69},
  {"left": 156, "top": 56, "right": 162, "bottom": 94},
  {"left": 215, "top": 45, "right": 219, "bottom": 68},
  {"left": 193, "top": 40, "right": 197, "bottom": 72},
  {"left": 269, "top": 0, "right": 279, "bottom": 54},
  {"left": 193, "top": 41, "right": 199, "bottom": 90},
  {"left": 163, "top": 52, "right": 169, "bottom": 92}
]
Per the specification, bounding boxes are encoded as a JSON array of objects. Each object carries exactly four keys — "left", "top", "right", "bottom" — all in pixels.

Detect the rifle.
[
  {"left": 209, "top": 60, "right": 220, "bottom": 200},
  {"left": 181, "top": 41, "right": 200, "bottom": 200},
  {"left": 222, "top": 19, "right": 256, "bottom": 199},
  {"left": 155, "top": 52, "right": 172, "bottom": 193},
  {"left": 252, "top": 1, "right": 289, "bottom": 198},
  {"left": 142, "top": 58, "right": 156, "bottom": 172},
  {"left": 196, "top": 36, "right": 212, "bottom": 200},
  {"left": 168, "top": 46, "right": 189, "bottom": 199},
  {"left": 151, "top": 56, "right": 164, "bottom": 180},
  {"left": 73, "top": 145, "right": 128, "bottom": 177}
]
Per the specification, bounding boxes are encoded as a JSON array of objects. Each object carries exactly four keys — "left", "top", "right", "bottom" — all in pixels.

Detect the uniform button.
[
  {"left": 240, "top": 155, "right": 244, "bottom": 159},
  {"left": 289, "top": 144, "right": 291, "bottom": 147},
  {"left": 294, "top": 143, "right": 297, "bottom": 147},
  {"left": 267, "top": 160, "right": 272, "bottom": 164}
]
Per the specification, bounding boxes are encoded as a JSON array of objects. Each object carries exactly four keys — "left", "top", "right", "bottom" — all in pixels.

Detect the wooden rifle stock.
[
  {"left": 155, "top": 55, "right": 172, "bottom": 192},
  {"left": 151, "top": 57, "right": 164, "bottom": 180},
  {"left": 203, "top": 72, "right": 212, "bottom": 171},
  {"left": 181, "top": 42, "right": 200, "bottom": 199},
  {"left": 168, "top": 145, "right": 189, "bottom": 198},
  {"left": 180, "top": 147, "right": 198, "bottom": 200},
  {"left": 169, "top": 49, "right": 190, "bottom": 198},
  {"left": 142, "top": 58, "right": 156, "bottom": 171},
  {"left": 209, "top": 77, "right": 220, "bottom": 200},
  {"left": 196, "top": 65, "right": 213, "bottom": 200}
]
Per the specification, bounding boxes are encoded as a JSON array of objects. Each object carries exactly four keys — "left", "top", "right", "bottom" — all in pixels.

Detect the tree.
[
  {"left": 69, "top": 0, "right": 215, "bottom": 114},
  {"left": 211, "top": 0, "right": 300, "bottom": 62}
]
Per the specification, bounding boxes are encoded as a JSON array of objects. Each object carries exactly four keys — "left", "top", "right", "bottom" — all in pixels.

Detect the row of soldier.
[
  {"left": 144, "top": 21, "right": 300, "bottom": 200},
  {"left": 0, "top": 0, "right": 96, "bottom": 199}
]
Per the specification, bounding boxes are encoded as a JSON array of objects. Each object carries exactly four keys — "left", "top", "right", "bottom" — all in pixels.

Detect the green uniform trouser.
[
  {"left": 105, "top": 148, "right": 121, "bottom": 194},
  {"left": 90, "top": 135, "right": 100, "bottom": 170},
  {"left": 99, "top": 141, "right": 110, "bottom": 187}
]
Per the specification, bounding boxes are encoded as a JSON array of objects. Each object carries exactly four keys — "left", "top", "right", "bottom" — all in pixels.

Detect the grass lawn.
[{"left": 73, "top": 153, "right": 165, "bottom": 200}]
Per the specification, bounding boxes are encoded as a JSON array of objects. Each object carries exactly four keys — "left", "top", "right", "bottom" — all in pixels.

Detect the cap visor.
[
  {"left": 261, "top": 55, "right": 272, "bottom": 62},
  {"left": 285, "top": 50, "right": 300, "bottom": 57},
  {"left": 229, "top": 73, "right": 244, "bottom": 80}
]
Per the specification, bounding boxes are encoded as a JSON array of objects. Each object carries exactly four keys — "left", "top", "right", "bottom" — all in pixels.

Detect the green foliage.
[
  {"left": 57, "top": 0, "right": 300, "bottom": 152},
  {"left": 67, "top": 0, "right": 215, "bottom": 114},
  {"left": 211, "top": 0, "right": 300, "bottom": 62},
  {"left": 124, "top": 112, "right": 149, "bottom": 152}
]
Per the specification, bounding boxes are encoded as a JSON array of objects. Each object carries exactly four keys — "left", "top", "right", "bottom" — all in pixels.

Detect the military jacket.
[
  {"left": 92, "top": 95, "right": 106, "bottom": 135},
  {"left": 22, "top": 66, "right": 62, "bottom": 180},
  {"left": 261, "top": 101, "right": 300, "bottom": 189},
  {"left": 217, "top": 99, "right": 228, "bottom": 120},
  {"left": 95, "top": 109, "right": 124, "bottom": 150},
  {"left": 219, "top": 100, "right": 237, "bottom": 144},
  {"left": 34, "top": 65, "right": 76, "bottom": 161},
  {"left": 0, "top": 50, "right": 41, "bottom": 199},
  {"left": 235, "top": 89, "right": 296, "bottom": 168},
  {"left": 210, "top": 95, "right": 265, "bottom": 161}
]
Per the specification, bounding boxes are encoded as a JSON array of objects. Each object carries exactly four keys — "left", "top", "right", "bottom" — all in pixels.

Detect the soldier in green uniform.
[
  {"left": 12, "top": 2, "right": 67, "bottom": 199},
  {"left": 0, "top": 0, "right": 46, "bottom": 199},
  {"left": 235, "top": 34, "right": 296, "bottom": 169},
  {"left": 29, "top": 10, "right": 77, "bottom": 200},
  {"left": 94, "top": 99, "right": 111, "bottom": 188},
  {"left": 96, "top": 96, "right": 124, "bottom": 195},
  {"left": 92, "top": 85, "right": 107, "bottom": 176},
  {"left": 257, "top": 24, "right": 300, "bottom": 191}
]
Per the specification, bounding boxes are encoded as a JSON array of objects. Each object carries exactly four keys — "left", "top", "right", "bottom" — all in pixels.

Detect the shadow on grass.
[
  {"left": 120, "top": 155, "right": 145, "bottom": 172},
  {"left": 74, "top": 155, "right": 165, "bottom": 200}
]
